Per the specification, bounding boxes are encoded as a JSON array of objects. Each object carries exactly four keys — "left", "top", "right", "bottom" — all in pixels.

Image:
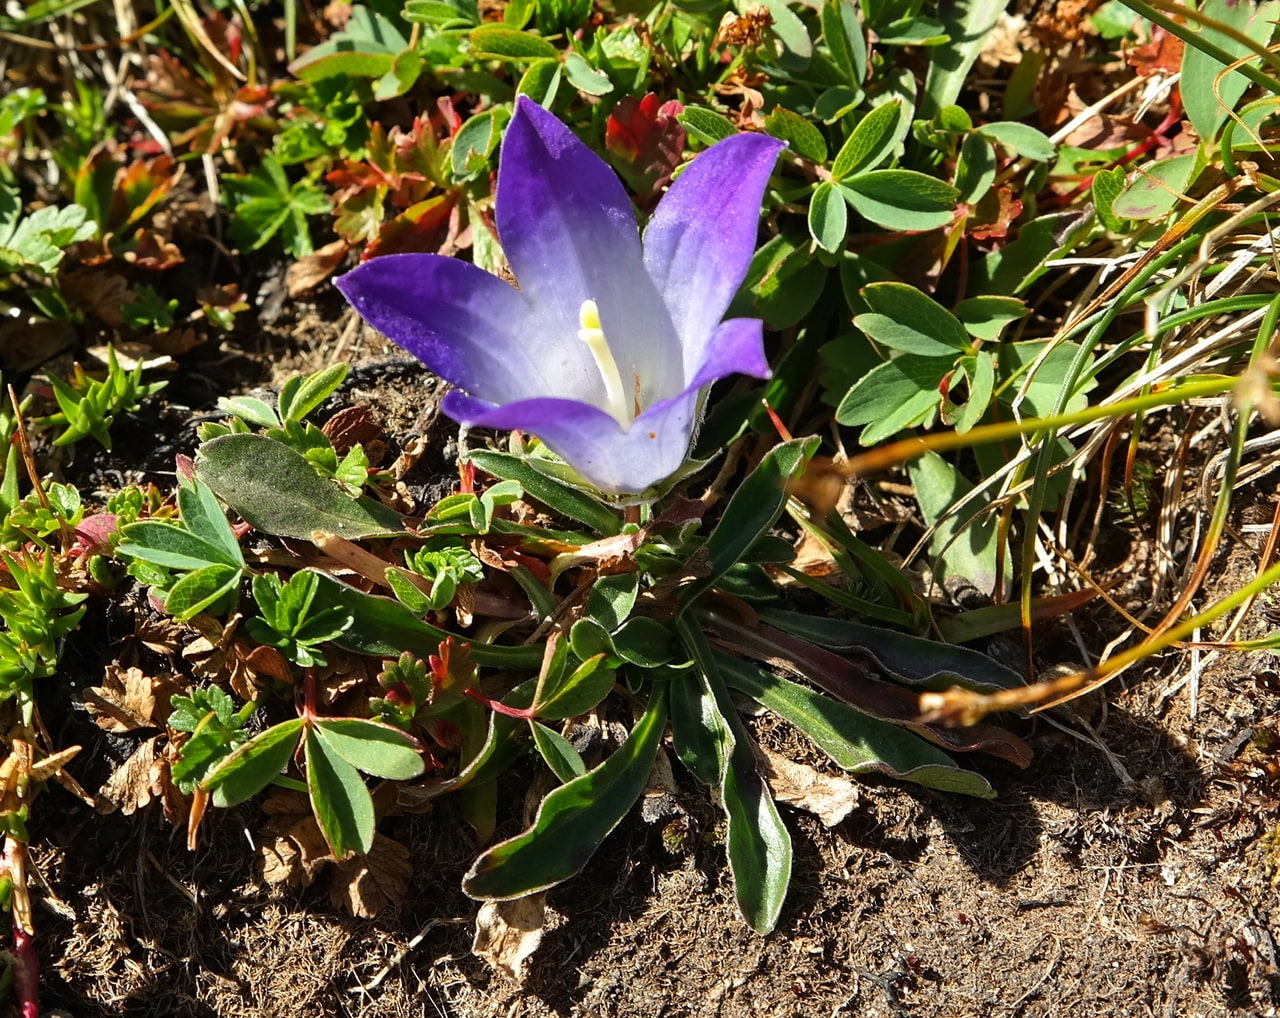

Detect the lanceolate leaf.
[
  {"left": 717, "top": 653, "right": 995, "bottom": 797},
  {"left": 465, "top": 449, "right": 622, "bottom": 535},
  {"left": 462, "top": 683, "right": 669, "bottom": 899},
  {"left": 313, "top": 718, "right": 425, "bottom": 780}
]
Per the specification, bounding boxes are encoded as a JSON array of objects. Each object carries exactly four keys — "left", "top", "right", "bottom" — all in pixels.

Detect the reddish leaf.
[{"left": 605, "top": 94, "right": 686, "bottom": 198}]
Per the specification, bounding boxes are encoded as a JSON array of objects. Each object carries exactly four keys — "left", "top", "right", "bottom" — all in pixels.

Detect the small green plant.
[
  {"left": 0, "top": 184, "right": 94, "bottom": 278},
  {"left": 36, "top": 346, "right": 168, "bottom": 450},
  {"left": 223, "top": 154, "right": 332, "bottom": 257},
  {"left": 245, "top": 571, "right": 353, "bottom": 667}
]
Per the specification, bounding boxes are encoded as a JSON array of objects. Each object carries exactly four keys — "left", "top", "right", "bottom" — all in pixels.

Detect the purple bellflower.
[{"left": 336, "top": 96, "right": 784, "bottom": 498}]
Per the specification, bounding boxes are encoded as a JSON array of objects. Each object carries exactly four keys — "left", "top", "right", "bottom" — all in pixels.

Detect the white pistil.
[{"left": 578, "top": 299, "right": 630, "bottom": 426}]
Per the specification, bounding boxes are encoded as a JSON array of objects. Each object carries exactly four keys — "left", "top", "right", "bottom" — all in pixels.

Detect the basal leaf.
[{"left": 462, "top": 683, "right": 669, "bottom": 898}]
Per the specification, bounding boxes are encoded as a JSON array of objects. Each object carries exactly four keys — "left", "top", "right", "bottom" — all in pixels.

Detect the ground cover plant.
[{"left": 0, "top": 0, "right": 1279, "bottom": 1014}]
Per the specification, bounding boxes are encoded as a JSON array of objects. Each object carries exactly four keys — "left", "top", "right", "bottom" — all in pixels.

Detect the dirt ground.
[{"left": 28, "top": 297, "right": 1280, "bottom": 1018}]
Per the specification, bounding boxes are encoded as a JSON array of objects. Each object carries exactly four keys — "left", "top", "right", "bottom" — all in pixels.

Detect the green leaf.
[
  {"left": 313, "top": 718, "right": 425, "bottom": 780},
  {"left": 920, "top": 0, "right": 1004, "bottom": 116},
  {"left": 533, "top": 654, "right": 615, "bottom": 719},
  {"left": 678, "top": 107, "right": 737, "bottom": 145},
  {"left": 678, "top": 437, "right": 819, "bottom": 611},
  {"left": 835, "top": 355, "right": 949, "bottom": 444},
  {"left": 195, "top": 433, "right": 405, "bottom": 540},
  {"left": 1092, "top": 165, "right": 1129, "bottom": 232},
  {"left": 469, "top": 24, "right": 559, "bottom": 60},
  {"left": 953, "top": 295, "right": 1028, "bottom": 340},
  {"left": 718, "top": 654, "right": 995, "bottom": 796},
  {"left": 1110, "top": 153, "right": 1198, "bottom": 221},
  {"left": 451, "top": 109, "right": 509, "bottom": 181},
  {"left": 465, "top": 449, "right": 621, "bottom": 534},
  {"left": 677, "top": 619, "right": 790, "bottom": 933},
  {"left": 176, "top": 476, "right": 244, "bottom": 567},
  {"left": 840, "top": 170, "right": 958, "bottom": 231},
  {"left": 307, "top": 724, "right": 375, "bottom": 857},
  {"left": 977, "top": 121, "right": 1056, "bottom": 162},
  {"left": 952, "top": 351, "right": 996, "bottom": 433},
  {"left": 563, "top": 52, "right": 613, "bottom": 96},
  {"left": 517, "top": 58, "right": 562, "bottom": 103},
  {"left": 764, "top": 107, "right": 826, "bottom": 163},
  {"left": 278, "top": 364, "right": 348, "bottom": 423},
  {"left": 857, "top": 281, "right": 971, "bottom": 356},
  {"left": 116, "top": 522, "right": 239, "bottom": 572},
  {"left": 216, "top": 395, "right": 279, "bottom": 428},
  {"left": 610, "top": 617, "right": 677, "bottom": 667},
  {"left": 462, "top": 683, "right": 669, "bottom": 898},
  {"left": 954, "top": 133, "right": 997, "bottom": 204},
  {"left": 807, "top": 180, "right": 848, "bottom": 253},
  {"left": 1181, "top": 0, "right": 1280, "bottom": 142},
  {"left": 831, "top": 100, "right": 902, "bottom": 179},
  {"left": 822, "top": 0, "right": 867, "bottom": 85},
  {"left": 163, "top": 562, "right": 242, "bottom": 620},
  {"left": 531, "top": 721, "right": 587, "bottom": 782},
  {"left": 908, "top": 451, "right": 1009, "bottom": 595},
  {"left": 204, "top": 719, "right": 304, "bottom": 808},
  {"left": 308, "top": 570, "right": 543, "bottom": 669},
  {"left": 584, "top": 572, "right": 638, "bottom": 630}
]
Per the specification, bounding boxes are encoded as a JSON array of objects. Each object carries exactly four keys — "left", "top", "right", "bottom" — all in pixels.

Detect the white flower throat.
[{"left": 578, "top": 299, "right": 638, "bottom": 427}]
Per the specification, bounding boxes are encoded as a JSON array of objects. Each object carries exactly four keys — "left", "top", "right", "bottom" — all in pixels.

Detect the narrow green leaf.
[
  {"left": 954, "top": 133, "right": 996, "bottom": 204},
  {"left": 908, "top": 451, "right": 1008, "bottom": 594},
  {"left": 463, "top": 683, "right": 669, "bottom": 898},
  {"left": 533, "top": 654, "right": 615, "bottom": 719},
  {"left": 531, "top": 721, "right": 587, "bottom": 782},
  {"left": 216, "top": 395, "right": 278, "bottom": 428},
  {"left": 1091, "top": 165, "right": 1129, "bottom": 232},
  {"left": 278, "top": 364, "right": 349, "bottom": 422},
  {"left": 313, "top": 718, "right": 425, "bottom": 780},
  {"left": 831, "top": 100, "right": 902, "bottom": 179},
  {"left": 308, "top": 570, "right": 544, "bottom": 669},
  {"left": 677, "top": 437, "right": 819, "bottom": 611},
  {"left": 465, "top": 449, "right": 621, "bottom": 534},
  {"left": 718, "top": 653, "right": 995, "bottom": 796},
  {"left": 205, "top": 718, "right": 304, "bottom": 808},
  {"left": 808, "top": 180, "right": 848, "bottom": 253},
  {"left": 195, "top": 433, "right": 405, "bottom": 540},
  {"left": 821, "top": 0, "right": 866, "bottom": 85},
  {"left": 307, "top": 725, "right": 376, "bottom": 857}
]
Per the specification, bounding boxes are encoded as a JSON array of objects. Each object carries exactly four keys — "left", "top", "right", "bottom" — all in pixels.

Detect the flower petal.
[
  {"left": 444, "top": 390, "right": 698, "bottom": 496},
  {"left": 498, "top": 98, "right": 683, "bottom": 400},
  {"left": 336, "top": 254, "right": 566, "bottom": 405},
  {"left": 688, "top": 317, "right": 771, "bottom": 389},
  {"left": 642, "top": 132, "right": 785, "bottom": 382}
]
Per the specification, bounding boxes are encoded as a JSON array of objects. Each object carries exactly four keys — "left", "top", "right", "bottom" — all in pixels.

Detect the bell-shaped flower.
[{"left": 336, "top": 96, "right": 783, "bottom": 498}]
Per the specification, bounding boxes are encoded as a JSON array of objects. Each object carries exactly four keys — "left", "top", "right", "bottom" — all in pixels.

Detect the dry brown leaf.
[
  {"left": 259, "top": 790, "right": 334, "bottom": 887},
  {"left": 286, "top": 239, "right": 350, "bottom": 297},
  {"left": 758, "top": 747, "right": 859, "bottom": 828},
  {"left": 97, "top": 736, "right": 161, "bottom": 816},
  {"left": 151, "top": 742, "right": 189, "bottom": 826},
  {"left": 472, "top": 894, "right": 547, "bottom": 983},
  {"left": 328, "top": 834, "right": 412, "bottom": 918},
  {"left": 84, "top": 665, "right": 182, "bottom": 732}
]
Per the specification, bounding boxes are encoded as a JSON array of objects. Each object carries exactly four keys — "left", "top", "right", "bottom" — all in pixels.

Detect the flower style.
[{"left": 335, "top": 96, "right": 783, "bottom": 497}]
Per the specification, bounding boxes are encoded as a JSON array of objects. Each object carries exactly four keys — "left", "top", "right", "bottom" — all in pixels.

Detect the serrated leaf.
[
  {"left": 840, "top": 170, "right": 958, "bottom": 231},
  {"left": 764, "top": 107, "right": 826, "bottom": 163},
  {"left": 808, "top": 180, "right": 847, "bottom": 252},
  {"left": 307, "top": 724, "right": 375, "bottom": 857},
  {"left": 463, "top": 683, "right": 668, "bottom": 898},
  {"left": 831, "top": 100, "right": 902, "bottom": 179},
  {"left": 205, "top": 718, "right": 304, "bottom": 808},
  {"left": 195, "top": 433, "right": 405, "bottom": 540},
  {"left": 314, "top": 718, "right": 425, "bottom": 780},
  {"left": 469, "top": 24, "right": 559, "bottom": 60},
  {"left": 678, "top": 107, "right": 737, "bottom": 145}
]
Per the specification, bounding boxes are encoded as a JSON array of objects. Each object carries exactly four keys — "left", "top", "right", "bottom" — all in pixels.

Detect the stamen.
[{"left": 578, "top": 299, "right": 630, "bottom": 425}]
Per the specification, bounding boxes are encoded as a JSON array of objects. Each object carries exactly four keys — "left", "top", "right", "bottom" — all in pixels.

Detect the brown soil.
[{"left": 28, "top": 296, "right": 1280, "bottom": 1018}]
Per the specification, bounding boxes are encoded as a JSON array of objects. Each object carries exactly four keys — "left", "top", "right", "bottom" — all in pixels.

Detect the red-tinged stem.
[
  {"left": 13, "top": 924, "right": 38, "bottom": 1018},
  {"left": 463, "top": 689, "right": 534, "bottom": 719}
]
